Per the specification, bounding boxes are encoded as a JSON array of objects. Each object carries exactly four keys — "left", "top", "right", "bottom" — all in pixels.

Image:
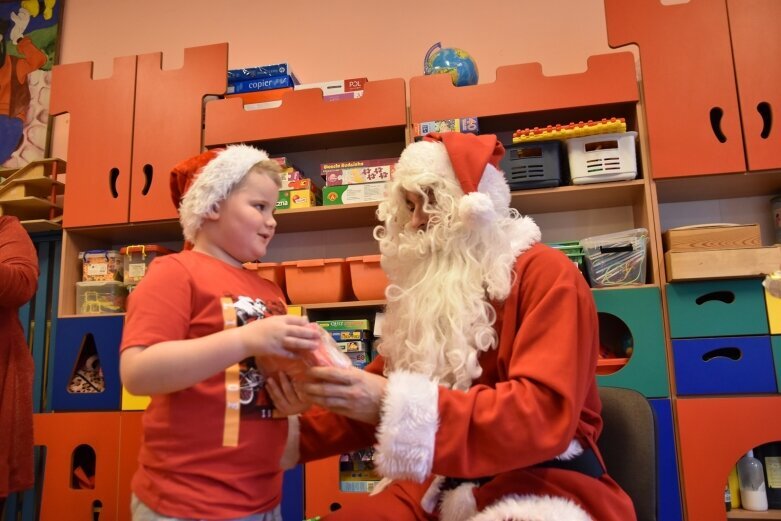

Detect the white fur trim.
[
  {"left": 478, "top": 164, "right": 511, "bottom": 210},
  {"left": 396, "top": 140, "right": 456, "bottom": 184},
  {"left": 421, "top": 475, "right": 447, "bottom": 513},
  {"left": 374, "top": 371, "right": 439, "bottom": 482},
  {"left": 279, "top": 415, "right": 300, "bottom": 470},
  {"left": 555, "top": 439, "right": 583, "bottom": 461},
  {"left": 509, "top": 215, "right": 542, "bottom": 256},
  {"left": 465, "top": 494, "right": 591, "bottom": 521},
  {"left": 440, "top": 482, "right": 479, "bottom": 521},
  {"left": 179, "top": 144, "right": 269, "bottom": 243},
  {"left": 459, "top": 192, "right": 496, "bottom": 228}
]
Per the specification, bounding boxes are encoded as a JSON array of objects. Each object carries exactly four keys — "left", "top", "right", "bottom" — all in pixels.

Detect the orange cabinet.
[
  {"left": 51, "top": 43, "right": 227, "bottom": 228},
  {"left": 605, "top": 0, "right": 781, "bottom": 178}
]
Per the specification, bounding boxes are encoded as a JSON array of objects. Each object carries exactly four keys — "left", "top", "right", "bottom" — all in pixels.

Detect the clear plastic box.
[
  {"left": 76, "top": 281, "right": 128, "bottom": 314},
  {"left": 79, "top": 250, "right": 122, "bottom": 282},
  {"left": 580, "top": 228, "right": 648, "bottom": 288},
  {"left": 119, "top": 245, "right": 174, "bottom": 285},
  {"left": 566, "top": 131, "right": 638, "bottom": 185}
]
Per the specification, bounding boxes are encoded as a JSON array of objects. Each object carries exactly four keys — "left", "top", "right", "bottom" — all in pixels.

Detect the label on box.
[
  {"left": 317, "top": 319, "right": 371, "bottom": 331},
  {"left": 413, "top": 117, "right": 479, "bottom": 137},
  {"left": 330, "top": 330, "right": 370, "bottom": 341},
  {"left": 227, "top": 75, "right": 296, "bottom": 94},
  {"left": 295, "top": 77, "right": 367, "bottom": 94},
  {"left": 337, "top": 340, "right": 369, "bottom": 353},
  {"left": 87, "top": 263, "right": 108, "bottom": 276},
  {"left": 128, "top": 263, "right": 146, "bottom": 279},
  {"left": 227, "top": 63, "right": 290, "bottom": 82},
  {"left": 323, "top": 182, "right": 388, "bottom": 205}
]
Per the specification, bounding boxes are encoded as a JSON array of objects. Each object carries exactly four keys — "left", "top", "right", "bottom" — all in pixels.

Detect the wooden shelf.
[
  {"left": 512, "top": 179, "right": 645, "bottom": 214},
  {"left": 727, "top": 508, "right": 781, "bottom": 520},
  {"left": 65, "top": 220, "right": 184, "bottom": 244},
  {"left": 409, "top": 52, "right": 639, "bottom": 124},
  {"left": 274, "top": 202, "right": 380, "bottom": 233},
  {"left": 655, "top": 170, "right": 781, "bottom": 203},
  {"left": 204, "top": 79, "right": 408, "bottom": 153},
  {"left": 302, "top": 300, "right": 385, "bottom": 311}
]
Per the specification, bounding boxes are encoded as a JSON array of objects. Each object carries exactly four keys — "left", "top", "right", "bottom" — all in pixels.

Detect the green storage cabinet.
[
  {"left": 666, "top": 279, "right": 768, "bottom": 339},
  {"left": 594, "top": 286, "right": 670, "bottom": 398}
]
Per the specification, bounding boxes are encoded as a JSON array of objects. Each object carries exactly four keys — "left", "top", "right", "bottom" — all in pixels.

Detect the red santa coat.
[{"left": 295, "top": 243, "right": 636, "bottom": 521}]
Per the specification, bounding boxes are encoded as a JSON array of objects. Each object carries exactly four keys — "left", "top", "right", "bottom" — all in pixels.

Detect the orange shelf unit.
[
  {"left": 34, "top": 412, "right": 122, "bottom": 521},
  {"left": 204, "top": 78, "right": 407, "bottom": 151},
  {"left": 50, "top": 43, "right": 227, "bottom": 228},
  {"left": 727, "top": 0, "right": 781, "bottom": 172},
  {"left": 129, "top": 43, "right": 227, "bottom": 223},
  {"left": 305, "top": 455, "right": 371, "bottom": 519},
  {"left": 604, "top": 0, "right": 746, "bottom": 179},
  {"left": 50, "top": 55, "right": 136, "bottom": 228},
  {"left": 676, "top": 397, "right": 781, "bottom": 521},
  {"left": 408, "top": 52, "right": 638, "bottom": 124},
  {"left": 117, "top": 412, "right": 144, "bottom": 521}
]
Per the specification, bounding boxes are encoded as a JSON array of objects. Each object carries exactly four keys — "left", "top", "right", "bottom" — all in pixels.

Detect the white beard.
[{"left": 377, "top": 212, "right": 538, "bottom": 390}]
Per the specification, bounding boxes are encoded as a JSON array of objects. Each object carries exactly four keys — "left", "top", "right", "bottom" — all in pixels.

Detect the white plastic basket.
[
  {"left": 580, "top": 228, "right": 648, "bottom": 287},
  {"left": 566, "top": 131, "right": 638, "bottom": 185}
]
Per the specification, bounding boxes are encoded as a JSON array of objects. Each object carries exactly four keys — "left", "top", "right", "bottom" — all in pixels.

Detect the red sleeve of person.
[{"left": 257, "top": 323, "right": 351, "bottom": 380}]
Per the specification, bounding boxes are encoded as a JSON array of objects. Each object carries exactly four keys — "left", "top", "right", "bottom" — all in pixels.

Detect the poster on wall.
[{"left": 0, "top": 0, "right": 61, "bottom": 169}]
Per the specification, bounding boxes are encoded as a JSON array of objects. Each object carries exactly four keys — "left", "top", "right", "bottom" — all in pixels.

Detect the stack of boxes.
[
  {"left": 273, "top": 157, "right": 320, "bottom": 210},
  {"left": 226, "top": 63, "right": 299, "bottom": 110}
]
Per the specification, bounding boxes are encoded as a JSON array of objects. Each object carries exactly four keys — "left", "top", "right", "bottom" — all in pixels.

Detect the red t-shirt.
[{"left": 120, "top": 250, "right": 288, "bottom": 519}]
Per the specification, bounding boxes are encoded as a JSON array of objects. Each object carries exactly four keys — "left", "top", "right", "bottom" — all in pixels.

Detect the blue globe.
[{"left": 424, "top": 43, "right": 478, "bottom": 87}]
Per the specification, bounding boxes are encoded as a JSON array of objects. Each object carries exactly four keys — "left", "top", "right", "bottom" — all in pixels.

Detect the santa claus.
[{"left": 274, "top": 132, "right": 637, "bottom": 521}]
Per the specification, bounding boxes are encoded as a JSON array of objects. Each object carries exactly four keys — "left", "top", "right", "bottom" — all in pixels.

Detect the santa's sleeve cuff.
[
  {"left": 280, "top": 415, "right": 300, "bottom": 470},
  {"left": 374, "top": 371, "right": 439, "bottom": 482}
]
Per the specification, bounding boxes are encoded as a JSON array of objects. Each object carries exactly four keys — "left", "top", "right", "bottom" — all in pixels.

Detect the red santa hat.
[
  {"left": 170, "top": 144, "right": 270, "bottom": 243},
  {"left": 399, "top": 132, "right": 511, "bottom": 227}
]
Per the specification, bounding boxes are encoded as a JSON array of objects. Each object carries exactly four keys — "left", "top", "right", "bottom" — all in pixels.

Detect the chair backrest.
[{"left": 597, "top": 386, "right": 657, "bottom": 521}]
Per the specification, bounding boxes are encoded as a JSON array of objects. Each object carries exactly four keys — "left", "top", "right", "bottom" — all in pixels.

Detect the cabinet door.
[
  {"left": 50, "top": 56, "right": 136, "bottom": 227},
  {"left": 728, "top": 0, "right": 781, "bottom": 172},
  {"left": 130, "top": 43, "right": 227, "bottom": 223},
  {"left": 604, "top": 0, "right": 746, "bottom": 178}
]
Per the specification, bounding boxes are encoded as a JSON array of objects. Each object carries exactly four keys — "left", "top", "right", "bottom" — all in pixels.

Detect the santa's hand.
[
  {"left": 266, "top": 372, "right": 310, "bottom": 417},
  {"left": 297, "top": 366, "right": 387, "bottom": 425}
]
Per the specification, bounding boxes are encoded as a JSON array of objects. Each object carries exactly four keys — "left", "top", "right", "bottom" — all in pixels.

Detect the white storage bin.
[
  {"left": 566, "top": 131, "right": 638, "bottom": 185},
  {"left": 580, "top": 228, "right": 648, "bottom": 288}
]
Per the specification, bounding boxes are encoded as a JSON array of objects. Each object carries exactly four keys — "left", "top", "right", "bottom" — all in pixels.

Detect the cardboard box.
[
  {"left": 317, "top": 319, "right": 371, "bottom": 331},
  {"left": 226, "top": 75, "right": 297, "bottom": 94},
  {"left": 665, "top": 246, "right": 781, "bottom": 282},
  {"left": 323, "top": 182, "right": 387, "bottom": 205},
  {"left": 227, "top": 63, "right": 292, "bottom": 82},
  {"left": 662, "top": 224, "right": 762, "bottom": 252},
  {"left": 276, "top": 188, "right": 320, "bottom": 210},
  {"left": 294, "top": 77, "right": 367, "bottom": 94},
  {"left": 321, "top": 158, "right": 396, "bottom": 186},
  {"left": 413, "top": 117, "right": 479, "bottom": 137}
]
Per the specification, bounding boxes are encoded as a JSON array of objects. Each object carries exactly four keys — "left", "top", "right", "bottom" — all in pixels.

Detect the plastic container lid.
[
  {"left": 119, "top": 244, "right": 174, "bottom": 256},
  {"left": 76, "top": 280, "right": 125, "bottom": 287}
]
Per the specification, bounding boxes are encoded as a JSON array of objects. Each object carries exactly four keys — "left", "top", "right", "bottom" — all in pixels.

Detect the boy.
[{"left": 120, "top": 144, "right": 319, "bottom": 521}]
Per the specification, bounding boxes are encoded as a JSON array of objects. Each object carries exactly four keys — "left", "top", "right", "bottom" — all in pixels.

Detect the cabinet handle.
[
  {"left": 709, "top": 107, "right": 728, "bottom": 143},
  {"left": 757, "top": 101, "right": 772, "bottom": 139},
  {"left": 109, "top": 168, "right": 120, "bottom": 198},
  {"left": 695, "top": 290, "right": 735, "bottom": 305},
  {"left": 702, "top": 347, "right": 741, "bottom": 362},
  {"left": 142, "top": 164, "right": 153, "bottom": 195}
]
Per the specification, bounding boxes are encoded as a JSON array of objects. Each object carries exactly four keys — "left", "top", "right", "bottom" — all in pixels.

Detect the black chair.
[{"left": 597, "top": 387, "right": 657, "bottom": 521}]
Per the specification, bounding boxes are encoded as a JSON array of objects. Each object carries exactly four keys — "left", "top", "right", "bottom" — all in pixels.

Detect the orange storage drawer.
[
  {"left": 282, "top": 258, "right": 351, "bottom": 304},
  {"left": 244, "top": 261, "right": 286, "bottom": 296},
  {"left": 346, "top": 255, "right": 388, "bottom": 301}
]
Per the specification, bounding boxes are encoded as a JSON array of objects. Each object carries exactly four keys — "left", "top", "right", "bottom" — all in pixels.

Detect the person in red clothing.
[
  {"left": 0, "top": 215, "right": 38, "bottom": 513},
  {"left": 120, "top": 145, "right": 320, "bottom": 521},
  {"left": 273, "top": 133, "right": 637, "bottom": 520}
]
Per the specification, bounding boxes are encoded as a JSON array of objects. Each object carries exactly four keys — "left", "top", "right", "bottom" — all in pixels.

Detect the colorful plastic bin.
[
  {"left": 119, "top": 244, "right": 174, "bottom": 285},
  {"left": 346, "top": 255, "right": 388, "bottom": 301},
  {"left": 282, "top": 258, "right": 351, "bottom": 304}
]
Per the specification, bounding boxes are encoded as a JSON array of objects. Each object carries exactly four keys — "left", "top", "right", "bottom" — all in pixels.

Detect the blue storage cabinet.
[
  {"left": 650, "top": 399, "right": 683, "bottom": 521},
  {"left": 672, "top": 336, "right": 777, "bottom": 395},
  {"left": 594, "top": 286, "right": 670, "bottom": 398},
  {"left": 51, "top": 316, "right": 124, "bottom": 411}
]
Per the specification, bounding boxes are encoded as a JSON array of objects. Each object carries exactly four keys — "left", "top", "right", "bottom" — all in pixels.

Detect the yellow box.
[
  {"left": 766, "top": 289, "right": 781, "bottom": 335},
  {"left": 121, "top": 386, "right": 151, "bottom": 411},
  {"left": 287, "top": 305, "right": 303, "bottom": 316},
  {"left": 276, "top": 188, "right": 320, "bottom": 210}
]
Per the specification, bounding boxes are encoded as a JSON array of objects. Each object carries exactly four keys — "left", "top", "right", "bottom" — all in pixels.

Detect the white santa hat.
[
  {"left": 397, "top": 132, "right": 511, "bottom": 227},
  {"left": 170, "top": 144, "right": 270, "bottom": 244}
]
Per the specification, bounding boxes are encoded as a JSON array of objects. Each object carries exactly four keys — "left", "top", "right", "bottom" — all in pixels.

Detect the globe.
[{"left": 424, "top": 43, "right": 478, "bottom": 87}]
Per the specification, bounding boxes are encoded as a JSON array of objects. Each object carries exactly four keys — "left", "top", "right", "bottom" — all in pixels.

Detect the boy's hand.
[
  {"left": 267, "top": 372, "right": 311, "bottom": 417},
  {"left": 240, "top": 315, "right": 319, "bottom": 359}
]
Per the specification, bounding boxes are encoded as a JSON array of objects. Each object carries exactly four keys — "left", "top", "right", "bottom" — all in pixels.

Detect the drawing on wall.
[{"left": 0, "top": 0, "right": 61, "bottom": 168}]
